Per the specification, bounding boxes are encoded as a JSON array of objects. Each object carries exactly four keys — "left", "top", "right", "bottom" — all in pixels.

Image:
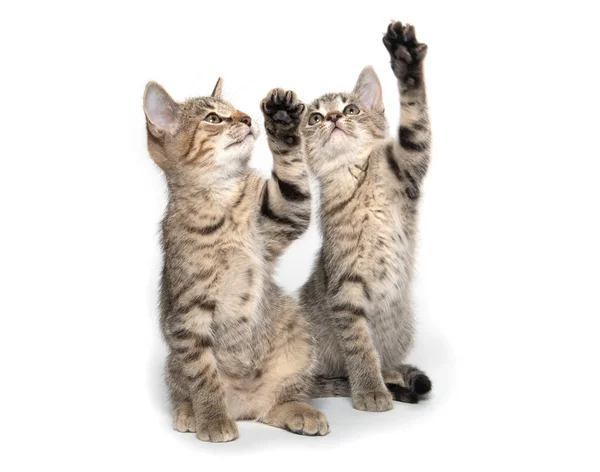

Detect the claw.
[
  {"left": 403, "top": 24, "right": 415, "bottom": 42},
  {"left": 387, "top": 21, "right": 398, "bottom": 39},
  {"left": 261, "top": 99, "right": 270, "bottom": 114},
  {"left": 383, "top": 20, "right": 427, "bottom": 65}
]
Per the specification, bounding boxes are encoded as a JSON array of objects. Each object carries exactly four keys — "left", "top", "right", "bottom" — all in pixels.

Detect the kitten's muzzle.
[
  {"left": 226, "top": 128, "right": 254, "bottom": 148},
  {"left": 231, "top": 110, "right": 252, "bottom": 127},
  {"left": 326, "top": 111, "right": 343, "bottom": 123}
]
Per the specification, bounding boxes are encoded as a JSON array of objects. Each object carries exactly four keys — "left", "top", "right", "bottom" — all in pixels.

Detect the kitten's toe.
[
  {"left": 287, "top": 409, "right": 329, "bottom": 436},
  {"left": 382, "top": 20, "right": 427, "bottom": 64},
  {"left": 352, "top": 390, "right": 394, "bottom": 412},
  {"left": 172, "top": 402, "right": 196, "bottom": 433},
  {"left": 261, "top": 89, "right": 305, "bottom": 122},
  {"left": 263, "top": 401, "right": 329, "bottom": 436},
  {"left": 195, "top": 416, "right": 239, "bottom": 443}
]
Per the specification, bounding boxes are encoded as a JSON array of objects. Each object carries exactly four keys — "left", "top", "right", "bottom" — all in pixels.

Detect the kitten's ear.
[
  {"left": 143, "top": 81, "right": 179, "bottom": 137},
  {"left": 211, "top": 77, "right": 223, "bottom": 98},
  {"left": 352, "top": 66, "right": 384, "bottom": 112}
]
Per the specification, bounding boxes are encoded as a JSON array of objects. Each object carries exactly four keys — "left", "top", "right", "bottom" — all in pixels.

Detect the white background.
[{"left": 2, "top": 1, "right": 599, "bottom": 470}]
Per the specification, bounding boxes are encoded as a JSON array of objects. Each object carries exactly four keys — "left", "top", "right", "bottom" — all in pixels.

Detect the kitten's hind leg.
[
  {"left": 261, "top": 401, "right": 329, "bottom": 436},
  {"left": 173, "top": 401, "right": 196, "bottom": 433},
  {"left": 166, "top": 354, "right": 196, "bottom": 432}
]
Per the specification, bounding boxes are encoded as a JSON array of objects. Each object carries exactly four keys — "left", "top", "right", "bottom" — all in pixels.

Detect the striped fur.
[
  {"left": 144, "top": 81, "right": 328, "bottom": 441},
  {"left": 300, "top": 22, "right": 432, "bottom": 411}
]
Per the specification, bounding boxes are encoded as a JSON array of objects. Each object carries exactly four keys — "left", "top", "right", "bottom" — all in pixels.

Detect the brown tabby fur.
[{"left": 144, "top": 80, "right": 328, "bottom": 442}]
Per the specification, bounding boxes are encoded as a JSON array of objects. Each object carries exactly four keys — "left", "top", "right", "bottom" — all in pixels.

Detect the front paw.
[
  {"left": 382, "top": 21, "right": 428, "bottom": 85},
  {"left": 284, "top": 407, "right": 330, "bottom": 436},
  {"left": 173, "top": 402, "right": 196, "bottom": 433},
  {"left": 352, "top": 390, "right": 394, "bottom": 412},
  {"left": 261, "top": 88, "right": 305, "bottom": 146},
  {"left": 195, "top": 416, "right": 239, "bottom": 443}
]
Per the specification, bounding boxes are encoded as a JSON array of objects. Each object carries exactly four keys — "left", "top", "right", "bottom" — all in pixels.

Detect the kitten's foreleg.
[
  {"left": 328, "top": 284, "right": 393, "bottom": 412},
  {"left": 383, "top": 22, "right": 431, "bottom": 194},
  {"left": 259, "top": 88, "right": 311, "bottom": 260},
  {"left": 167, "top": 312, "right": 238, "bottom": 442}
]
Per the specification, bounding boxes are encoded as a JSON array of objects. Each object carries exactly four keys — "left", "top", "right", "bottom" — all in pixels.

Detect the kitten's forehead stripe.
[
  {"left": 311, "top": 93, "right": 351, "bottom": 112},
  {"left": 181, "top": 97, "right": 236, "bottom": 118}
]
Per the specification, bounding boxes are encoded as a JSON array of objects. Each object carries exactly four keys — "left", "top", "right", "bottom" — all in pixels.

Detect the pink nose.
[{"left": 326, "top": 111, "right": 342, "bottom": 123}]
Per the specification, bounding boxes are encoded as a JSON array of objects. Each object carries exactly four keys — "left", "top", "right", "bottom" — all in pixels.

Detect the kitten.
[
  {"left": 144, "top": 80, "right": 329, "bottom": 441},
  {"left": 301, "top": 21, "right": 433, "bottom": 411}
]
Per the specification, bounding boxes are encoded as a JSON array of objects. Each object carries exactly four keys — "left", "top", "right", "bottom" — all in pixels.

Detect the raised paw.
[
  {"left": 261, "top": 89, "right": 305, "bottom": 146},
  {"left": 173, "top": 402, "right": 196, "bottom": 433},
  {"left": 382, "top": 21, "right": 428, "bottom": 84},
  {"left": 195, "top": 416, "right": 239, "bottom": 443},
  {"left": 263, "top": 401, "right": 330, "bottom": 436},
  {"left": 352, "top": 389, "right": 394, "bottom": 412}
]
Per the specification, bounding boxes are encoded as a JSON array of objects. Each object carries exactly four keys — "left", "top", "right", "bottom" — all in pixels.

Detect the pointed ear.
[
  {"left": 143, "top": 82, "right": 179, "bottom": 137},
  {"left": 211, "top": 77, "right": 223, "bottom": 98},
  {"left": 352, "top": 66, "right": 384, "bottom": 112}
]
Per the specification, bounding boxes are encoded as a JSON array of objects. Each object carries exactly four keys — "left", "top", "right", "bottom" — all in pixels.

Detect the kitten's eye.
[
  {"left": 343, "top": 105, "right": 360, "bottom": 116},
  {"left": 204, "top": 113, "right": 222, "bottom": 124},
  {"left": 308, "top": 113, "right": 324, "bottom": 125}
]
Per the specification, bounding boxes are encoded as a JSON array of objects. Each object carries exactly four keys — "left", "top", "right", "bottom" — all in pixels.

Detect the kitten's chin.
[
  {"left": 323, "top": 133, "right": 355, "bottom": 155},
  {"left": 222, "top": 135, "right": 255, "bottom": 160}
]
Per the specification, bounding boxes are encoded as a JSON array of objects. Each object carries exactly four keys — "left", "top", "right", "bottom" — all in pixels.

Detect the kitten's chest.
[
  {"left": 208, "top": 220, "right": 266, "bottom": 372},
  {"left": 211, "top": 218, "right": 265, "bottom": 316},
  {"left": 341, "top": 186, "right": 411, "bottom": 294},
  {"left": 355, "top": 182, "right": 405, "bottom": 250}
]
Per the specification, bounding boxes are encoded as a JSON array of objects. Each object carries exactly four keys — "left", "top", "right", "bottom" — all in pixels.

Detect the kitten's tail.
[
  {"left": 385, "top": 364, "right": 432, "bottom": 404},
  {"left": 395, "top": 364, "right": 432, "bottom": 396},
  {"left": 311, "top": 365, "right": 432, "bottom": 403}
]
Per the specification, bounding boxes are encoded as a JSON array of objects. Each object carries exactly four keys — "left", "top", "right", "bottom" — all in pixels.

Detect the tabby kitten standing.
[
  {"left": 144, "top": 79, "right": 328, "bottom": 441},
  {"left": 301, "top": 21, "right": 432, "bottom": 411}
]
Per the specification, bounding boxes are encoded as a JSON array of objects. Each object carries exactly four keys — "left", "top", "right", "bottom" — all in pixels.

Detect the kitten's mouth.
[
  {"left": 226, "top": 131, "right": 254, "bottom": 149},
  {"left": 327, "top": 125, "right": 347, "bottom": 141}
]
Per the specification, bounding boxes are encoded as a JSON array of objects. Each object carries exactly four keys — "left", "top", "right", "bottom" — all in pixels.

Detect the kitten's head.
[
  {"left": 302, "top": 66, "right": 387, "bottom": 178},
  {"left": 143, "top": 79, "right": 259, "bottom": 184}
]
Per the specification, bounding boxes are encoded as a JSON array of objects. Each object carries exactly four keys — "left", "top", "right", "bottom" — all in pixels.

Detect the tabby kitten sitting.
[
  {"left": 144, "top": 79, "right": 329, "bottom": 441},
  {"left": 301, "top": 21, "right": 432, "bottom": 411}
]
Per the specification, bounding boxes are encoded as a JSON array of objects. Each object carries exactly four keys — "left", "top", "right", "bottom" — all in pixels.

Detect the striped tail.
[
  {"left": 386, "top": 364, "right": 432, "bottom": 403},
  {"left": 395, "top": 364, "right": 432, "bottom": 395},
  {"left": 311, "top": 365, "right": 432, "bottom": 403}
]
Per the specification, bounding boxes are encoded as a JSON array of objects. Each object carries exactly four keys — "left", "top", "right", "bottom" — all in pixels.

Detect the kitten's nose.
[
  {"left": 326, "top": 111, "right": 343, "bottom": 123},
  {"left": 232, "top": 111, "right": 252, "bottom": 127}
]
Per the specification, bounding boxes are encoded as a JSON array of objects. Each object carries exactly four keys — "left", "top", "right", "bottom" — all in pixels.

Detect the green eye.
[
  {"left": 204, "top": 113, "right": 222, "bottom": 124},
  {"left": 308, "top": 113, "right": 324, "bottom": 125},
  {"left": 343, "top": 105, "right": 360, "bottom": 116}
]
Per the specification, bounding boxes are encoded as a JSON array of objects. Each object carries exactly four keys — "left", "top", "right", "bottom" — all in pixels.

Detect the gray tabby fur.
[{"left": 301, "top": 21, "right": 433, "bottom": 410}]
